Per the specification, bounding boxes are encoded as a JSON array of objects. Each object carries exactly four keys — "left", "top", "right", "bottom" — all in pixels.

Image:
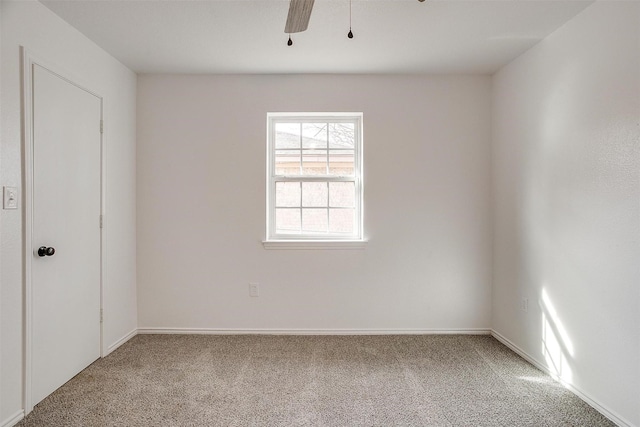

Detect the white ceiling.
[{"left": 41, "top": 0, "right": 593, "bottom": 74}]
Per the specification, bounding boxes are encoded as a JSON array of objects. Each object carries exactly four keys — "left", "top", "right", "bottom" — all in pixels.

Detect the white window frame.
[{"left": 265, "top": 112, "right": 365, "bottom": 248}]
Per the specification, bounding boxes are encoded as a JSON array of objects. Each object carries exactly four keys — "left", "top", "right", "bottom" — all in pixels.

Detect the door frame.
[{"left": 21, "top": 47, "right": 106, "bottom": 414}]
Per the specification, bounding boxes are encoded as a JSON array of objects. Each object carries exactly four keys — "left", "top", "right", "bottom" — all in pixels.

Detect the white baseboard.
[
  {"left": 1, "top": 410, "right": 24, "bottom": 427},
  {"left": 104, "top": 328, "right": 138, "bottom": 356},
  {"left": 137, "top": 327, "right": 492, "bottom": 336},
  {"left": 491, "top": 330, "right": 634, "bottom": 427}
]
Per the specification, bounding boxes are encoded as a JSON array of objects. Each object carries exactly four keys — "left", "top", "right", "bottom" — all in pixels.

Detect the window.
[{"left": 266, "top": 113, "right": 363, "bottom": 244}]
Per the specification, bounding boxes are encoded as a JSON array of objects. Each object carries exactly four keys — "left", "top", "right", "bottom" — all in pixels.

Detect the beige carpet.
[{"left": 17, "top": 335, "right": 614, "bottom": 426}]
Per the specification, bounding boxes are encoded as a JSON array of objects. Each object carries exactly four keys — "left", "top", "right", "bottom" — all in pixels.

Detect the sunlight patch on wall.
[{"left": 540, "top": 288, "right": 574, "bottom": 384}]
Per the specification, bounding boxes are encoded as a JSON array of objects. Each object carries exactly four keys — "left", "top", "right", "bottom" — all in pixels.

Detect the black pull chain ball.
[
  {"left": 287, "top": 36, "right": 293, "bottom": 46},
  {"left": 348, "top": 30, "right": 353, "bottom": 39}
]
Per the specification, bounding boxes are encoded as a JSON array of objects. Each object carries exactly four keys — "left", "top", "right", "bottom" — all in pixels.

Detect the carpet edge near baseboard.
[
  {"left": 136, "top": 327, "right": 493, "bottom": 335},
  {"left": 490, "top": 329, "right": 633, "bottom": 427},
  {"left": 104, "top": 328, "right": 138, "bottom": 357}
]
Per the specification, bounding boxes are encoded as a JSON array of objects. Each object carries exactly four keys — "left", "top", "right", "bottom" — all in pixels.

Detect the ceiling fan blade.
[{"left": 285, "top": 0, "right": 315, "bottom": 34}]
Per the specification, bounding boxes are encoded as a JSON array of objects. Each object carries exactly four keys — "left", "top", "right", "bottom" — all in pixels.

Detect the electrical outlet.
[
  {"left": 521, "top": 297, "right": 529, "bottom": 312},
  {"left": 249, "top": 282, "right": 260, "bottom": 297}
]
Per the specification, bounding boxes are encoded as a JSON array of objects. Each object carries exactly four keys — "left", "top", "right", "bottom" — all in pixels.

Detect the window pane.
[
  {"left": 275, "top": 182, "right": 300, "bottom": 207},
  {"left": 302, "top": 150, "right": 327, "bottom": 175},
  {"left": 328, "top": 150, "right": 354, "bottom": 176},
  {"left": 302, "top": 123, "right": 327, "bottom": 149},
  {"left": 302, "top": 209, "right": 328, "bottom": 233},
  {"left": 275, "top": 123, "right": 300, "bottom": 149},
  {"left": 275, "top": 150, "right": 300, "bottom": 175},
  {"left": 329, "top": 123, "right": 354, "bottom": 149},
  {"left": 276, "top": 208, "right": 301, "bottom": 234},
  {"left": 329, "top": 209, "right": 355, "bottom": 233},
  {"left": 329, "top": 182, "right": 355, "bottom": 207},
  {"left": 269, "top": 114, "right": 361, "bottom": 240},
  {"left": 302, "top": 182, "right": 328, "bottom": 207}
]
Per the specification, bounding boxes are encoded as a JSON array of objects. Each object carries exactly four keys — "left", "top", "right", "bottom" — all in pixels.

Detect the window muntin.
[{"left": 267, "top": 113, "right": 363, "bottom": 241}]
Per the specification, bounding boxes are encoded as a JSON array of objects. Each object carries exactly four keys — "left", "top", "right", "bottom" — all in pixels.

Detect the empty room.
[{"left": 1, "top": 0, "right": 638, "bottom": 426}]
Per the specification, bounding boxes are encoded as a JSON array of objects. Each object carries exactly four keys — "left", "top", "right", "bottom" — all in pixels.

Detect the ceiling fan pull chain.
[{"left": 347, "top": 0, "right": 354, "bottom": 39}]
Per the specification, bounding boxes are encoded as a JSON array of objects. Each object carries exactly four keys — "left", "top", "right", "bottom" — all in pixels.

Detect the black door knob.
[{"left": 38, "top": 246, "right": 56, "bottom": 257}]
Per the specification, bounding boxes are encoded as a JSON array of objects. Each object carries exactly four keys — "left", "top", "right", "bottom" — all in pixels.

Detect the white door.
[{"left": 31, "top": 64, "right": 102, "bottom": 406}]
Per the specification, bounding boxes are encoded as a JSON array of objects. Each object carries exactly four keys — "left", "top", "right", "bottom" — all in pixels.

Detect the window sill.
[{"left": 262, "top": 240, "right": 367, "bottom": 250}]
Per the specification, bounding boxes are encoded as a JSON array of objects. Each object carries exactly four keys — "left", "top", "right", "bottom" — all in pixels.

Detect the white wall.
[
  {"left": 137, "top": 74, "right": 492, "bottom": 333},
  {"left": 492, "top": 2, "right": 640, "bottom": 426},
  {"left": 0, "top": 0, "right": 3, "bottom": 421},
  {"left": 0, "top": 1, "right": 137, "bottom": 422}
]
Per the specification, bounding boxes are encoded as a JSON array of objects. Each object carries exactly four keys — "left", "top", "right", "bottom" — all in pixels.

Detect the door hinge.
[
  {"left": 100, "top": 309, "right": 103, "bottom": 323},
  {"left": 100, "top": 120, "right": 104, "bottom": 134},
  {"left": 99, "top": 215, "right": 103, "bottom": 228}
]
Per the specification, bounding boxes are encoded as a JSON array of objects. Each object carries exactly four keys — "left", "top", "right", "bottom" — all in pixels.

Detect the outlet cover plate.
[{"left": 249, "top": 282, "right": 260, "bottom": 297}]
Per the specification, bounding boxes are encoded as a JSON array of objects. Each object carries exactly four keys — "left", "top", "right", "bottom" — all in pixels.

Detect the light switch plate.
[{"left": 3, "top": 186, "right": 18, "bottom": 210}]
